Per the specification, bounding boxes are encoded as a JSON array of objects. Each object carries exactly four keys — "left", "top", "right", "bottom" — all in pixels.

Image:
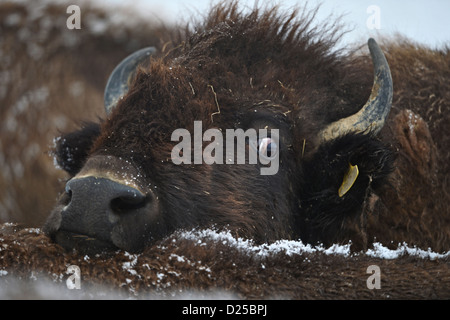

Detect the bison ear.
[
  {"left": 298, "top": 133, "right": 394, "bottom": 244},
  {"left": 53, "top": 122, "right": 101, "bottom": 176}
]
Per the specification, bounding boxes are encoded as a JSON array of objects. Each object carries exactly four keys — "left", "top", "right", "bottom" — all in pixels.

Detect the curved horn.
[
  {"left": 318, "top": 38, "right": 393, "bottom": 142},
  {"left": 104, "top": 47, "right": 156, "bottom": 115}
]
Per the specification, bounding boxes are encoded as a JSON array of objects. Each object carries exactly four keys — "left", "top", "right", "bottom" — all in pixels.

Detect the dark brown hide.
[
  {"left": 0, "top": 0, "right": 448, "bottom": 284},
  {"left": 357, "top": 41, "right": 450, "bottom": 252},
  {"left": 1, "top": 224, "right": 449, "bottom": 299},
  {"left": 41, "top": 2, "right": 450, "bottom": 253}
]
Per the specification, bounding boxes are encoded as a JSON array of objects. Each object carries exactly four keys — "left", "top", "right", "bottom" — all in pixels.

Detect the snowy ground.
[
  {"left": 177, "top": 228, "right": 450, "bottom": 260},
  {"left": 1, "top": 226, "right": 448, "bottom": 299}
]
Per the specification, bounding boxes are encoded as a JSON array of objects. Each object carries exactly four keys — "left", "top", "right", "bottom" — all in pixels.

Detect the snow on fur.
[
  {"left": 177, "top": 228, "right": 449, "bottom": 259},
  {"left": 1, "top": 223, "right": 449, "bottom": 299}
]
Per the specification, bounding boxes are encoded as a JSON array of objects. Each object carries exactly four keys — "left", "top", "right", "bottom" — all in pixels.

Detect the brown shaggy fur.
[
  {"left": 0, "top": 1, "right": 170, "bottom": 225},
  {"left": 362, "top": 40, "right": 450, "bottom": 252},
  {"left": 1, "top": 223, "right": 449, "bottom": 299},
  {"left": 0, "top": 0, "right": 449, "bottom": 299},
  {"left": 85, "top": 2, "right": 449, "bottom": 251}
]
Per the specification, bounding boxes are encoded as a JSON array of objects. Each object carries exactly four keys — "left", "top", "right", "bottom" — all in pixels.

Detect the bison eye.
[{"left": 257, "top": 137, "right": 278, "bottom": 159}]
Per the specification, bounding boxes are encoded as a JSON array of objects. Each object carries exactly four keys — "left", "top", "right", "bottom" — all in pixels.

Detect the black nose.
[{"left": 60, "top": 176, "right": 148, "bottom": 240}]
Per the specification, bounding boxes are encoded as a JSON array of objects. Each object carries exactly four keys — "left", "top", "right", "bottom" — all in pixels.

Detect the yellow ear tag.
[{"left": 338, "top": 163, "right": 359, "bottom": 197}]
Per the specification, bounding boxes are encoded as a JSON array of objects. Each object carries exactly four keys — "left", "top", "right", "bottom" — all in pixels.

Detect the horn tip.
[{"left": 103, "top": 47, "right": 157, "bottom": 115}]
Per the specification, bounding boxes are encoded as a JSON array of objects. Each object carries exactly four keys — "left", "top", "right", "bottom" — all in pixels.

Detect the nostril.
[
  {"left": 64, "top": 176, "right": 150, "bottom": 215},
  {"left": 110, "top": 194, "right": 148, "bottom": 214}
]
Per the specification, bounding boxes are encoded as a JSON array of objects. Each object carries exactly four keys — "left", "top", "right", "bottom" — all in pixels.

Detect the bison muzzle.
[{"left": 46, "top": 155, "right": 162, "bottom": 253}]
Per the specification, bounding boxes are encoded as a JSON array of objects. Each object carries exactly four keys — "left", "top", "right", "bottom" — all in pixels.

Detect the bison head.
[{"left": 44, "top": 7, "right": 394, "bottom": 253}]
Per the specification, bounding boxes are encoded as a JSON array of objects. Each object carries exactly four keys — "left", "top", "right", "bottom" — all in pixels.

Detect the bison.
[{"left": 43, "top": 2, "right": 449, "bottom": 254}]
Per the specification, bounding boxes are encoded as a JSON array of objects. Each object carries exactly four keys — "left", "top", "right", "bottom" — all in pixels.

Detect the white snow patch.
[
  {"left": 177, "top": 228, "right": 450, "bottom": 260},
  {"left": 23, "top": 228, "right": 41, "bottom": 234},
  {"left": 169, "top": 253, "right": 186, "bottom": 263},
  {"left": 1, "top": 222, "right": 18, "bottom": 228},
  {"left": 122, "top": 252, "right": 140, "bottom": 276},
  {"left": 178, "top": 229, "right": 348, "bottom": 258},
  {"left": 156, "top": 272, "right": 165, "bottom": 280},
  {"left": 366, "top": 242, "right": 450, "bottom": 260}
]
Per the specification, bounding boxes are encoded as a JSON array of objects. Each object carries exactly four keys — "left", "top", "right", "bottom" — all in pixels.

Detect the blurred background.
[
  {"left": 118, "top": 0, "right": 450, "bottom": 48},
  {"left": 0, "top": 0, "right": 449, "bottom": 226}
]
